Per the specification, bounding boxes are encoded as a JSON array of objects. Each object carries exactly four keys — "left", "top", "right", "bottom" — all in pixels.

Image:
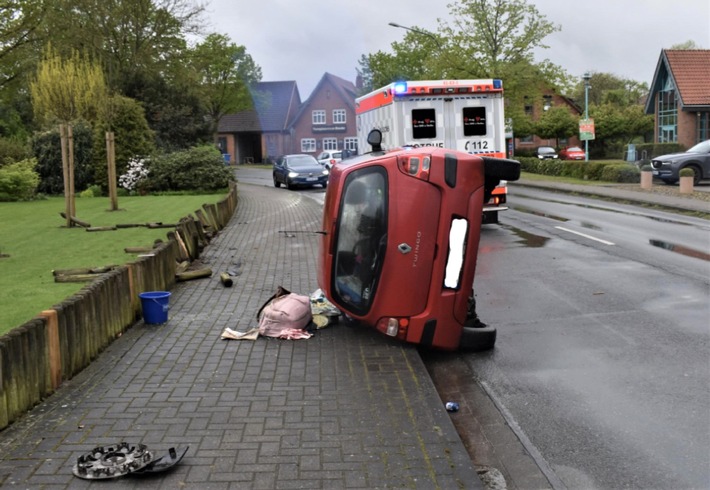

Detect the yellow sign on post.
[{"left": 580, "top": 118, "right": 595, "bottom": 141}]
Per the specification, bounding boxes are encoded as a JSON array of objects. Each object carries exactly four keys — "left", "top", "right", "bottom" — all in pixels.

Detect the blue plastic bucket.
[{"left": 139, "top": 291, "right": 171, "bottom": 324}]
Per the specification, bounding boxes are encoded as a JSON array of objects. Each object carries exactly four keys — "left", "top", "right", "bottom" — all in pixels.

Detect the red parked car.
[
  {"left": 559, "top": 146, "right": 586, "bottom": 160},
  {"left": 317, "top": 130, "right": 519, "bottom": 351}
]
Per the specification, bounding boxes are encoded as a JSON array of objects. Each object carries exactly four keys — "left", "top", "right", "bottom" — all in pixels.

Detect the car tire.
[
  {"left": 322, "top": 182, "right": 328, "bottom": 189},
  {"left": 273, "top": 175, "right": 281, "bottom": 188},
  {"left": 286, "top": 180, "right": 293, "bottom": 190},
  {"left": 459, "top": 324, "right": 497, "bottom": 352},
  {"left": 482, "top": 211, "right": 499, "bottom": 224},
  {"left": 687, "top": 165, "right": 702, "bottom": 185},
  {"left": 482, "top": 156, "right": 521, "bottom": 181},
  {"left": 661, "top": 179, "right": 678, "bottom": 185}
]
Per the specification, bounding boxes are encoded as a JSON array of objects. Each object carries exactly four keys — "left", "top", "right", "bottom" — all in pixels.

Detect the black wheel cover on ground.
[{"left": 72, "top": 443, "right": 153, "bottom": 479}]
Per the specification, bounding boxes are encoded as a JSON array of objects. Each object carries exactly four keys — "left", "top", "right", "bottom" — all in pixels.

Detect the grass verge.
[{"left": 0, "top": 193, "right": 223, "bottom": 334}]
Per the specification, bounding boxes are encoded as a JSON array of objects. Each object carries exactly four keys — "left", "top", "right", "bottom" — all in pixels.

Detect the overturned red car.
[{"left": 317, "top": 130, "right": 520, "bottom": 351}]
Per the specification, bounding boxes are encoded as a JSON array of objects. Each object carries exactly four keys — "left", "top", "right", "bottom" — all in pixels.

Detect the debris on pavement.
[
  {"left": 72, "top": 442, "right": 188, "bottom": 480},
  {"left": 221, "top": 327, "right": 259, "bottom": 340},
  {"left": 445, "top": 402, "right": 460, "bottom": 412},
  {"left": 310, "top": 288, "right": 341, "bottom": 328}
]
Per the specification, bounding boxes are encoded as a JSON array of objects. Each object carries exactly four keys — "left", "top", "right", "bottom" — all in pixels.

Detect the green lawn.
[{"left": 0, "top": 194, "right": 224, "bottom": 334}]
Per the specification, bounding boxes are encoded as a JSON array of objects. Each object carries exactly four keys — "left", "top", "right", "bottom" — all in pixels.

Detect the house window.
[
  {"left": 323, "top": 138, "right": 338, "bottom": 151},
  {"left": 542, "top": 95, "right": 553, "bottom": 111},
  {"left": 312, "top": 110, "right": 326, "bottom": 125},
  {"left": 217, "top": 137, "right": 227, "bottom": 153},
  {"left": 301, "top": 138, "right": 316, "bottom": 152},
  {"left": 524, "top": 96, "right": 533, "bottom": 116},
  {"left": 697, "top": 113, "right": 709, "bottom": 142},
  {"left": 333, "top": 109, "right": 346, "bottom": 124},
  {"left": 344, "top": 137, "right": 358, "bottom": 152},
  {"left": 657, "top": 74, "right": 677, "bottom": 143},
  {"left": 519, "top": 135, "right": 534, "bottom": 143}
]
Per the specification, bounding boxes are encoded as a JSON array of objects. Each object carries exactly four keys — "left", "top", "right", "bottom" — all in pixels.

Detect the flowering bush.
[{"left": 118, "top": 157, "right": 149, "bottom": 192}]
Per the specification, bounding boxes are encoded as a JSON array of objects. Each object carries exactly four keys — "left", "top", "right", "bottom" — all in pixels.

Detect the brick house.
[
  {"left": 514, "top": 88, "right": 583, "bottom": 152},
  {"left": 288, "top": 73, "right": 359, "bottom": 158},
  {"left": 217, "top": 73, "right": 359, "bottom": 164},
  {"left": 644, "top": 49, "right": 710, "bottom": 148}
]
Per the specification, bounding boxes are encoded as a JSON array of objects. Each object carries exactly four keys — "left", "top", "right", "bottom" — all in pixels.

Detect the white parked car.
[{"left": 317, "top": 151, "right": 342, "bottom": 169}]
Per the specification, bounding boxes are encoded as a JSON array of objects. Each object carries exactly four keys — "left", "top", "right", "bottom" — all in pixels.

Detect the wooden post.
[
  {"left": 68, "top": 124, "right": 76, "bottom": 219},
  {"left": 39, "top": 310, "right": 62, "bottom": 390},
  {"left": 59, "top": 124, "right": 71, "bottom": 228},
  {"left": 107, "top": 131, "right": 118, "bottom": 211}
]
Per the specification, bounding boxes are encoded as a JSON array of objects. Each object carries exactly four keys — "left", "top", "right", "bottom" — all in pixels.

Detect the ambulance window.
[
  {"left": 463, "top": 107, "right": 487, "bottom": 136},
  {"left": 412, "top": 109, "right": 436, "bottom": 139}
]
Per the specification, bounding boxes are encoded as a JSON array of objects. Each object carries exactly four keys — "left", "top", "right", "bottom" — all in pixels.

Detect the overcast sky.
[{"left": 205, "top": 0, "right": 710, "bottom": 97}]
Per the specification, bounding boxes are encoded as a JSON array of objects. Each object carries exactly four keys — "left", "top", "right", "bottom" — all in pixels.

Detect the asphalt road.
[{"left": 466, "top": 189, "right": 709, "bottom": 489}]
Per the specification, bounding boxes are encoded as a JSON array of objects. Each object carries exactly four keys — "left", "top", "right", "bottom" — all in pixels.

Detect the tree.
[
  {"left": 92, "top": 94, "right": 156, "bottom": 189},
  {"left": 670, "top": 40, "right": 701, "bottom": 49},
  {"left": 40, "top": 0, "right": 205, "bottom": 90},
  {"left": 569, "top": 72, "right": 648, "bottom": 108},
  {"left": 29, "top": 45, "right": 107, "bottom": 223},
  {"left": 439, "top": 0, "right": 561, "bottom": 78},
  {"left": 360, "top": 0, "right": 572, "bottom": 136},
  {"left": 188, "top": 33, "right": 262, "bottom": 134},
  {"left": 534, "top": 105, "right": 578, "bottom": 147},
  {"left": 0, "top": 1, "right": 47, "bottom": 91}
]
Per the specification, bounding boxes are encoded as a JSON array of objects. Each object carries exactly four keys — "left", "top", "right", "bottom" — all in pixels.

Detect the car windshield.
[
  {"left": 566, "top": 147, "right": 582, "bottom": 152},
  {"left": 538, "top": 147, "right": 555, "bottom": 154},
  {"left": 289, "top": 155, "right": 318, "bottom": 167},
  {"left": 687, "top": 140, "right": 710, "bottom": 153},
  {"left": 332, "top": 168, "right": 388, "bottom": 314}
]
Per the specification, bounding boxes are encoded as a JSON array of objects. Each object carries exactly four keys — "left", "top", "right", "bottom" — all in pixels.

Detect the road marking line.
[{"left": 555, "top": 226, "right": 615, "bottom": 245}]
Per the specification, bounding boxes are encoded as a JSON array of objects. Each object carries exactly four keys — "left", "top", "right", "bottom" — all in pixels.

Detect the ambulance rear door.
[
  {"left": 444, "top": 94, "right": 506, "bottom": 158},
  {"left": 397, "top": 97, "right": 448, "bottom": 150}
]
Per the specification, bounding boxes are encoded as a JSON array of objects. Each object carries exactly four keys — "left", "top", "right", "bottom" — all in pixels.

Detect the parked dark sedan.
[
  {"left": 273, "top": 154, "right": 329, "bottom": 189},
  {"left": 536, "top": 146, "right": 558, "bottom": 159},
  {"left": 651, "top": 140, "right": 710, "bottom": 185}
]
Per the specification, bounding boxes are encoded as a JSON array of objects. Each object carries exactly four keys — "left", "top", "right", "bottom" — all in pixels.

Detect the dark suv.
[{"left": 651, "top": 140, "right": 710, "bottom": 185}]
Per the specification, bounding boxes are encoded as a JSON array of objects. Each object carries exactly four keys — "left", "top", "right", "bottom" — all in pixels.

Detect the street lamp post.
[
  {"left": 583, "top": 72, "right": 591, "bottom": 162},
  {"left": 388, "top": 22, "right": 442, "bottom": 48}
]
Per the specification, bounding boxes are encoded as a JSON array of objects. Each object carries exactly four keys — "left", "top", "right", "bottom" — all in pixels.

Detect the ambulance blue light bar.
[
  {"left": 493, "top": 79, "right": 502, "bottom": 89},
  {"left": 393, "top": 81, "right": 408, "bottom": 94}
]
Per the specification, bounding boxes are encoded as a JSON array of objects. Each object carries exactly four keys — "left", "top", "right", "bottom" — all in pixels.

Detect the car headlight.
[{"left": 288, "top": 171, "right": 299, "bottom": 178}]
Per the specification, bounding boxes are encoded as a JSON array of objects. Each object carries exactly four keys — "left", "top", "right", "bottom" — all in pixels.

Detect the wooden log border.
[{"left": 0, "top": 184, "right": 238, "bottom": 429}]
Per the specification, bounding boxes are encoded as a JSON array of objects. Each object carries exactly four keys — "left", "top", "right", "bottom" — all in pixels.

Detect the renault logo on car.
[{"left": 398, "top": 243, "right": 412, "bottom": 254}]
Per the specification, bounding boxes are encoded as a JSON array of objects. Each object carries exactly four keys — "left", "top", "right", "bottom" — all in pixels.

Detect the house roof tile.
[{"left": 665, "top": 49, "right": 710, "bottom": 107}]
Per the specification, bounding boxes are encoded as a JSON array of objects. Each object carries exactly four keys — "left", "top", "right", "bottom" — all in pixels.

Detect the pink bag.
[{"left": 257, "top": 287, "right": 313, "bottom": 339}]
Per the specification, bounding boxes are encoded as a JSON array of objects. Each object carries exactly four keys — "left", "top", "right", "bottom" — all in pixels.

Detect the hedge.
[{"left": 517, "top": 156, "right": 640, "bottom": 183}]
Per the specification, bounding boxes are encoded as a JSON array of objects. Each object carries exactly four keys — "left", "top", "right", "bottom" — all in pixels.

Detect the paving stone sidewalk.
[{"left": 0, "top": 183, "right": 483, "bottom": 489}]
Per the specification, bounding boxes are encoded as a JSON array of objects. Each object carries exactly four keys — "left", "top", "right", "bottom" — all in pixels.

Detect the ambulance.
[{"left": 356, "top": 79, "right": 512, "bottom": 223}]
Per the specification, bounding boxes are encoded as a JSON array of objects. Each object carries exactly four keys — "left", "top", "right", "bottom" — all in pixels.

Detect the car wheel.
[
  {"left": 273, "top": 175, "right": 281, "bottom": 188},
  {"left": 482, "top": 211, "right": 498, "bottom": 224},
  {"left": 286, "top": 180, "right": 293, "bottom": 190},
  {"left": 482, "top": 156, "right": 521, "bottom": 181},
  {"left": 687, "top": 165, "right": 702, "bottom": 185},
  {"left": 661, "top": 179, "right": 678, "bottom": 185},
  {"left": 459, "top": 324, "right": 497, "bottom": 352},
  {"left": 322, "top": 181, "right": 328, "bottom": 189}
]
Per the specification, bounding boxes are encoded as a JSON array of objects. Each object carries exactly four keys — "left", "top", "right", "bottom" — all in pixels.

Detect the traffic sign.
[{"left": 580, "top": 118, "right": 595, "bottom": 141}]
